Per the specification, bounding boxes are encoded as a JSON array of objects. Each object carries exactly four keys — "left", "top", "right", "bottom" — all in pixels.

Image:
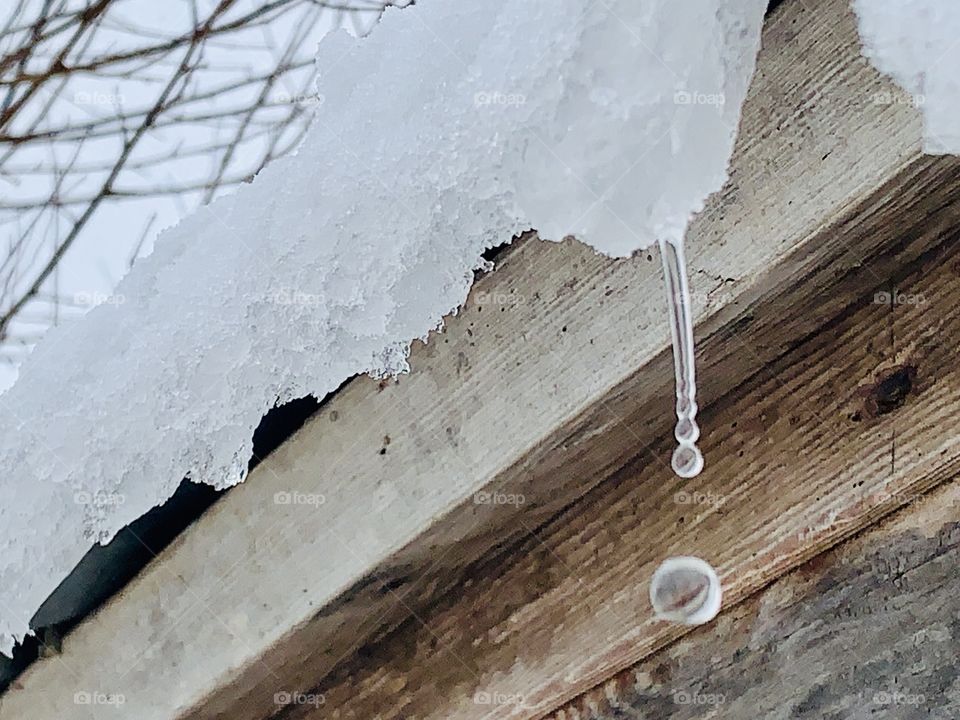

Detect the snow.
[
  {"left": 0, "top": 0, "right": 766, "bottom": 654},
  {"left": 854, "top": 0, "right": 960, "bottom": 153},
  {"left": 0, "top": 0, "right": 338, "bottom": 394}
]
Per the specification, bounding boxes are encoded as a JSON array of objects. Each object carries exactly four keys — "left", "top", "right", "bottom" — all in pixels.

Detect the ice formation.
[
  {"left": 0, "top": 0, "right": 766, "bottom": 653},
  {"left": 659, "top": 239, "right": 704, "bottom": 478},
  {"left": 854, "top": 0, "right": 960, "bottom": 153}
]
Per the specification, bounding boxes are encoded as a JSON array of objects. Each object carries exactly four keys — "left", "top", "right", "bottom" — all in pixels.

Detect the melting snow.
[
  {"left": 0, "top": 0, "right": 766, "bottom": 653},
  {"left": 854, "top": 0, "right": 960, "bottom": 153}
]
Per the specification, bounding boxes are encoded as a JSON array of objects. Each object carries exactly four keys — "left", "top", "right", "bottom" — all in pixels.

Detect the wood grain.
[
  {"left": 547, "top": 482, "right": 960, "bottom": 720},
  {"left": 296, "top": 231, "right": 960, "bottom": 719},
  {"left": 1, "top": 0, "right": 955, "bottom": 718}
]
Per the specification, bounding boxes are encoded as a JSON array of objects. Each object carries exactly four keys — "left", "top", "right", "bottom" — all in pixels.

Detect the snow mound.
[
  {"left": 854, "top": 0, "right": 960, "bottom": 153},
  {"left": 0, "top": 0, "right": 766, "bottom": 653}
]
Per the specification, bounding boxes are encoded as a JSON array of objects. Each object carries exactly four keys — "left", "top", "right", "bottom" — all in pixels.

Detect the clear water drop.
[
  {"left": 672, "top": 444, "right": 703, "bottom": 479},
  {"left": 650, "top": 556, "right": 722, "bottom": 625},
  {"left": 659, "top": 237, "right": 703, "bottom": 479}
]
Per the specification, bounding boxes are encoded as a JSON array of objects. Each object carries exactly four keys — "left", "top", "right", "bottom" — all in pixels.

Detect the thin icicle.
[{"left": 659, "top": 238, "right": 703, "bottom": 479}]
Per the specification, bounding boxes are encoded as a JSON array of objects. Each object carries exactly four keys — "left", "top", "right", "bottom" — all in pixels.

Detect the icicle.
[{"left": 659, "top": 237, "right": 703, "bottom": 478}]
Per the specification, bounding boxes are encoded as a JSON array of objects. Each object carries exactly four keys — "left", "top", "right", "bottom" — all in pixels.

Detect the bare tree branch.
[{"left": 0, "top": 0, "right": 396, "bottom": 357}]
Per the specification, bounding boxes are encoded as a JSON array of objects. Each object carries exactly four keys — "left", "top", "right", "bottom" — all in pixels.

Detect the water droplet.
[
  {"left": 659, "top": 237, "right": 703, "bottom": 478},
  {"left": 671, "top": 443, "right": 703, "bottom": 479},
  {"left": 649, "top": 556, "right": 722, "bottom": 625}
]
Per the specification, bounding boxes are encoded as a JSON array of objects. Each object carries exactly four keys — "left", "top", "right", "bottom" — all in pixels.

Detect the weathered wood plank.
[
  {"left": 298, "top": 233, "right": 960, "bottom": 719},
  {"left": 1, "top": 0, "right": 954, "bottom": 718},
  {"left": 547, "top": 481, "right": 960, "bottom": 720}
]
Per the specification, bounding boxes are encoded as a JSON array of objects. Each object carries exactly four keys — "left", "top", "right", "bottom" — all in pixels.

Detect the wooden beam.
[
  {"left": 546, "top": 482, "right": 960, "bottom": 719},
  {"left": 1, "top": 0, "right": 955, "bottom": 718},
  {"left": 290, "top": 215, "right": 960, "bottom": 719}
]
